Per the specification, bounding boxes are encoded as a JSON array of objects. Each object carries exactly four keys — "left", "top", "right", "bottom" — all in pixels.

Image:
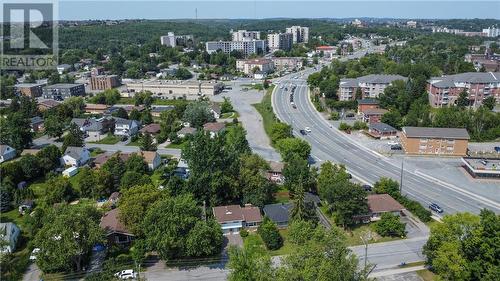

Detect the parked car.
[
  {"left": 362, "top": 184, "right": 372, "bottom": 192},
  {"left": 305, "top": 127, "right": 311, "bottom": 133},
  {"left": 347, "top": 173, "right": 353, "bottom": 179},
  {"left": 299, "top": 129, "right": 306, "bottom": 135},
  {"left": 30, "top": 248, "right": 40, "bottom": 260},
  {"left": 387, "top": 140, "right": 399, "bottom": 146},
  {"left": 115, "top": 269, "right": 137, "bottom": 280},
  {"left": 429, "top": 203, "right": 443, "bottom": 213},
  {"left": 390, "top": 144, "right": 402, "bottom": 150},
  {"left": 495, "top": 146, "right": 500, "bottom": 153}
]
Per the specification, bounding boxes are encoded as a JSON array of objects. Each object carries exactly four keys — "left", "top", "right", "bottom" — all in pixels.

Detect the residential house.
[
  {"left": 114, "top": 118, "right": 140, "bottom": 137},
  {"left": 262, "top": 203, "right": 293, "bottom": 228},
  {"left": 141, "top": 151, "right": 162, "bottom": 170},
  {"left": 61, "top": 146, "right": 91, "bottom": 167},
  {"left": 85, "top": 103, "right": 110, "bottom": 114},
  {"left": 0, "top": 145, "right": 17, "bottom": 163},
  {"left": 174, "top": 159, "right": 190, "bottom": 179},
  {"left": 210, "top": 103, "right": 222, "bottom": 119},
  {"left": 72, "top": 117, "right": 115, "bottom": 142},
  {"left": 368, "top": 122, "right": 398, "bottom": 139},
  {"left": 267, "top": 161, "right": 285, "bottom": 184},
  {"left": 139, "top": 123, "right": 161, "bottom": 140},
  {"left": 150, "top": 106, "right": 175, "bottom": 117},
  {"left": 362, "top": 108, "right": 388, "bottom": 124},
  {"left": 177, "top": 127, "right": 197, "bottom": 138},
  {"left": 100, "top": 208, "right": 134, "bottom": 245},
  {"left": 367, "top": 194, "right": 405, "bottom": 221},
  {"left": 30, "top": 116, "right": 45, "bottom": 132},
  {"left": 93, "top": 152, "right": 131, "bottom": 169},
  {"left": 203, "top": 122, "right": 226, "bottom": 138},
  {"left": 0, "top": 223, "right": 21, "bottom": 253},
  {"left": 213, "top": 204, "right": 262, "bottom": 234},
  {"left": 400, "top": 127, "right": 470, "bottom": 156},
  {"left": 37, "top": 100, "right": 61, "bottom": 111}
]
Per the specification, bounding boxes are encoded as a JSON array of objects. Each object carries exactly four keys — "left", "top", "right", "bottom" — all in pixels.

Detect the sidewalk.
[{"left": 370, "top": 265, "right": 426, "bottom": 278}]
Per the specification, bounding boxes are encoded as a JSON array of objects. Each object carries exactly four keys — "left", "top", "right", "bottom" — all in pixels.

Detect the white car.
[
  {"left": 115, "top": 269, "right": 138, "bottom": 280},
  {"left": 29, "top": 248, "right": 40, "bottom": 260},
  {"left": 387, "top": 140, "right": 399, "bottom": 146},
  {"left": 305, "top": 127, "right": 311, "bottom": 133},
  {"left": 279, "top": 85, "right": 284, "bottom": 89}
]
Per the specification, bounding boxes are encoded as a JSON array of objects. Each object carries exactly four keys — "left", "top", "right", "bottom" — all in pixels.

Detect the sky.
[{"left": 3, "top": 1, "right": 500, "bottom": 21}]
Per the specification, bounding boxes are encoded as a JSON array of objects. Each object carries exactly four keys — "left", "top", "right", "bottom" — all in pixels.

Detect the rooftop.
[
  {"left": 203, "top": 122, "right": 226, "bottom": 133},
  {"left": 263, "top": 203, "right": 292, "bottom": 223},
  {"left": 363, "top": 108, "right": 388, "bottom": 115},
  {"left": 99, "top": 208, "right": 133, "bottom": 236},
  {"left": 369, "top": 122, "right": 397, "bottom": 132},
  {"left": 358, "top": 98, "right": 380, "bottom": 105},
  {"left": 429, "top": 72, "right": 500, "bottom": 88},
  {"left": 44, "top": 83, "right": 84, "bottom": 89},
  {"left": 213, "top": 205, "right": 262, "bottom": 223},
  {"left": 367, "top": 194, "right": 405, "bottom": 213},
  {"left": 462, "top": 157, "right": 500, "bottom": 172},
  {"left": 402, "top": 127, "right": 470, "bottom": 140},
  {"left": 140, "top": 123, "right": 161, "bottom": 134}
]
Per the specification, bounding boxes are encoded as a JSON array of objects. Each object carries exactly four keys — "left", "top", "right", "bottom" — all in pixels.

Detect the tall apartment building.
[
  {"left": 42, "top": 84, "right": 86, "bottom": 100},
  {"left": 205, "top": 40, "right": 266, "bottom": 56},
  {"left": 236, "top": 59, "right": 274, "bottom": 75},
  {"left": 338, "top": 74, "right": 407, "bottom": 100},
  {"left": 231, "top": 30, "right": 261, "bottom": 41},
  {"left": 267, "top": 33, "right": 293, "bottom": 52},
  {"left": 427, "top": 72, "right": 500, "bottom": 108},
  {"left": 400, "top": 127, "right": 470, "bottom": 156},
  {"left": 14, "top": 83, "right": 44, "bottom": 98},
  {"left": 285, "top": 26, "right": 309, "bottom": 43},
  {"left": 160, "top": 32, "right": 194, "bottom": 47},
  {"left": 482, "top": 26, "right": 500, "bottom": 37},
  {"left": 90, "top": 75, "right": 121, "bottom": 91},
  {"left": 406, "top": 21, "right": 417, "bottom": 28}
]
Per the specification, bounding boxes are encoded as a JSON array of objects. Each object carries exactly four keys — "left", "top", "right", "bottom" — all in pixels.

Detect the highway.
[{"left": 272, "top": 72, "right": 500, "bottom": 215}]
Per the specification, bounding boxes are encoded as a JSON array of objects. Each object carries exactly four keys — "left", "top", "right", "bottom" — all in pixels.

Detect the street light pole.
[{"left": 360, "top": 231, "right": 372, "bottom": 269}]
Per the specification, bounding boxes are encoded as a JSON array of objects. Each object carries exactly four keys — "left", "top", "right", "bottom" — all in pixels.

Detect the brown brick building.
[
  {"left": 14, "top": 83, "right": 44, "bottom": 98},
  {"left": 90, "top": 75, "right": 121, "bottom": 91},
  {"left": 400, "top": 127, "right": 470, "bottom": 156}
]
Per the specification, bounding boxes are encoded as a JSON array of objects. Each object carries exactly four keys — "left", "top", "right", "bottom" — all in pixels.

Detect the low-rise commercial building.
[
  {"left": 462, "top": 157, "right": 500, "bottom": 179},
  {"left": 271, "top": 57, "right": 303, "bottom": 72},
  {"left": 427, "top": 72, "right": 500, "bottom": 108},
  {"left": 236, "top": 58, "right": 274, "bottom": 75},
  {"left": 14, "top": 83, "right": 44, "bottom": 98},
  {"left": 205, "top": 40, "right": 266, "bottom": 56},
  {"left": 400, "top": 127, "right": 470, "bottom": 156},
  {"left": 42, "top": 83, "right": 85, "bottom": 100},
  {"left": 357, "top": 99, "right": 380, "bottom": 114},
  {"left": 368, "top": 122, "right": 398, "bottom": 139},
  {"left": 125, "top": 80, "right": 223, "bottom": 99},
  {"left": 90, "top": 75, "right": 121, "bottom": 91},
  {"left": 362, "top": 108, "right": 388, "bottom": 124},
  {"left": 339, "top": 74, "right": 407, "bottom": 100}
]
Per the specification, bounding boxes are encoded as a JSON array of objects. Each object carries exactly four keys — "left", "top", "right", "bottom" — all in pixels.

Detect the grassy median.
[{"left": 252, "top": 85, "right": 277, "bottom": 140}]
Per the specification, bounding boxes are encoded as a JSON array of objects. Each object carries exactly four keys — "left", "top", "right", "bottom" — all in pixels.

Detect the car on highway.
[
  {"left": 305, "top": 127, "right": 311, "bottom": 133},
  {"left": 362, "top": 184, "right": 372, "bottom": 192},
  {"left": 429, "top": 203, "right": 443, "bottom": 213},
  {"left": 292, "top": 104, "right": 297, "bottom": 109},
  {"left": 115, "top": 269, "right": 138, "bottom": 280},
  {"left": 291, "top": 102, "right": 295, "bottom": 107},
  {"left": 279, "top": 85, "right": 284, "bottom": 89},
  {"left": 299, "top": 129, "right": 306, "bottom": 135},
  {"left": 495, "top": 146, "right": 500, "bottom": 153}
]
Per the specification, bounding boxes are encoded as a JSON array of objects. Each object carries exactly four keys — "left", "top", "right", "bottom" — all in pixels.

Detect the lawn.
[
  {"left": 252, "top": 85, "right": 277, "bottom": 141},
  {"left": 221, "top": 111, "right": 239, "bottom": 119},
  {"left": 417, "top": 269, "right": 436, "bottom": 281},
  {"left": 91, "top": 135, "right": 120, "bottom": 145},
  {"left": 90, "top": 147, "right": 105, "bottom": 157},
  {"left": 243, "top": 229, "right": 295, "bottom": 256},
  {"left": 166, "top": 141, "right": 187, "bottom": 149},
  {"left": 242, "top": 83, "right": 264, "bottom": 91}
]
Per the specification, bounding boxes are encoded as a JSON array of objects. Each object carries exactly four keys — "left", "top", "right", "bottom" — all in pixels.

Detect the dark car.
[
  {"left": 429, "top": 203, "right": 443, "bottom": 213},
  {"left": 299, "top": 129, "right": 306, "bottom": 135},
  {"left": 495, "top": 146, "right": 500, "bottom": 153},
  {"left": 121, "top": 136, "right": 128, "bottom": 142},
  {"left": 347, "top": 173, "right": 352, "bottom": 179},
  {"left": 362, "top": 184, "right": 372, "bottom": 192},
  {"left": 391, "top": 144, "right": 402, "bottom": 150}
]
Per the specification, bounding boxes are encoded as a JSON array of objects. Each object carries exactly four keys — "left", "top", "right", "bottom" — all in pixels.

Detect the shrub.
[
  {"left": 239, "top": 229, "right": 249, "bottom": 238},
  {"left": 338, "top": 122, "right": 352, "bottom": 131},
  {"left": 257, "top": 217, "right": 283, "bottom": 250},
  {"left": 352, "top": 121, "right": 368, "bottom": 130},
  {"left": 329, "top": 111, "right": 340, "bottom": 120},
  {"left": 288, "top": 220, "right": 315, "bottom": 245},
  {"left": 374, "top": 213, "right": 406, "bottom": 237}
]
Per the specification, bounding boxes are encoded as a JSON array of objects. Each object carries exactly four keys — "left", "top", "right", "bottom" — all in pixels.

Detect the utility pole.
[
  {"left": 203, "top": 200, "right": 207, "bottom": 221},
  {"left": 399, "top": 157, "right": 404, "bottom": 194},
  {"left": 360, "top": 231, "right": 371, "bottom": 269}
]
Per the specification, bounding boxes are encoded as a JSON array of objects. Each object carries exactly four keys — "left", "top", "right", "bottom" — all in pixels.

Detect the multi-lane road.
[{"left": 272, "top": 72, "right": 500, "bottom": 215}]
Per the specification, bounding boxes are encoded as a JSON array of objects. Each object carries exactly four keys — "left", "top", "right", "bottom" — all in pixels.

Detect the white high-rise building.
[
  {"left": 285, "top": 26, "right": 309, "bottom": 44},
  {"left": 267, "top": 33, "right": 293, "bottom": 52},
  {"left": 231, "top": 30, "right": 261, "bottom": 41},
  {"left": 205, "top": 40, "right": 267, "bottom": 56},
  {"left": 482, "top": 26, "right": 500, "bottom": 37},
  {"left": 160, "top": 32, "right": 194, "bottom": 47}
]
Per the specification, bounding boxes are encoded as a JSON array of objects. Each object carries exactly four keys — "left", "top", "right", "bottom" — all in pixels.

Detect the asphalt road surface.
[{"left": 272, "top": 72, "right": 500, "bottom": 215}]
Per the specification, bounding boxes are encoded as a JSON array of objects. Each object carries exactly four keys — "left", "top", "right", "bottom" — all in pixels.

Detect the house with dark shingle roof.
[
  {"left": 367, "top": 194, "right": 405, "bottom": 221},
  {"left": 203, "top": 122, "right": 226, "bottom": 138},
  {"left": 100, "top": 208, "right": 134, "bottom": 245},
  {"left": 263, "top": 203, "right": 293, "bottom": 228},
  {"left": 213, "top": 204, "right": 262, "bottom": 234},
  {"left": 0, "top": 145, "right": 16, "bottom": 163},
  {"left": 61, "top": 146, "right": 90, "bottom": 167}
]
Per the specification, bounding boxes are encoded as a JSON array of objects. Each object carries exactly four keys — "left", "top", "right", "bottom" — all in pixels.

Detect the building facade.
[
  {"left": 90, "top": 75, "right": 121, "bottom": 91},
  {"left": 267, "top": 33, "right": 293, "bottom": 52},
  {"left": 125, "top": 80, "right": 223, "bottom": 99},
  {"left": 205, "top": 40, "right": 266, "bottom": 56},
  {"left": 286, "top": 26, "right": 309, "bottom": 43},
  {"left": 231, "top": 30, "right": 260, "bottom": 41},
  {"left": 271, "top": 57, "right": 304, "bottom": 71},
  {"left": 400, "top": 127, "right": 470, "bottom": 156},
  {"left": 338, "top": 74, "right": 407, "bottom": 100},
  {"left": 42, "top": 84, "right": 85, "bottom": 100},
  {"left": 14, "top": 83, "right": 44, "bottom": 98},
  {"left": 160, "top": 32, "right": 194, "bottom": 47},
  {"left": 427, "top": 72, "right": 500, "bottom": 108},
  {"left": 236, "top": 58, "right": 274, "bottom": 75}
]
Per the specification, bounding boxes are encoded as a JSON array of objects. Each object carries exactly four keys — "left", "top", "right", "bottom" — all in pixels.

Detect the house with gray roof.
[
  {"left": 71, "top": 117, "right": 115, "bottom": 142},
  {"left": 113, "top": 117, "right": 140, "bottom": 137},
  {"left": 263, "top": 203, "right": 293, "bottom": 228},
  {"left": 61, "top": 146, "right": 91, "bottom": 167},
  {"left": 427, "top": 72, "right": 500, "bottom": 108},
  {"left": 339, "top": 74, "right": 407, "bottom": 100},
  {"left": 0, "top": 145, "right": 16, "bottom": 163},
  {"left": 0, "top": 222, "right": 20, "bottom": 253}
]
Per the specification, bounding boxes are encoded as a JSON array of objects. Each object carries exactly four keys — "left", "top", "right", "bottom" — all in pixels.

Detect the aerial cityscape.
[{"left": 0, "top": 1, "right": 499, "bottom": 281}]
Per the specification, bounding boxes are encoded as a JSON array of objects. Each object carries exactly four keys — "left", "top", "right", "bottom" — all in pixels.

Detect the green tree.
[
  {"left": 120, "top": 171, "right": 152, "bottom": 190},
  {"left": 19, "top": 154, "right": 41, "bottom": 180},
  {"left": 482, "top": 96, "right": 496, "bottom": 111},
  {"left": 225, "top": 125, "right": 251, "bottom": 155},
  {"left": 283, "top": 154, "right": 314, "bottom": 195},
  {"left": 76, "top": 167, "right": 97, "bottom": 198},
  {"left": 288, "top": 219, "right": 315, "bottom": 246},
  {"left": 221, "top": 97, "right": 234, "bottom": 113},
  {"left": 456, "top": 90, "right": 469, "bottom": 108},
  {"left": 125, "top": 153, "right": 149, "bottom": 174},
  {"left": 118, "top": 184, "right": 163, "bottom": 236},
  {"left": 129, "top": 109, "right": 141, "bottom": 121},
  {"left": 111, "top": 107, "right": 128, "bottom": 119},
  {"left": 373, "top": 177, "right": 400, "bottom": 198},
  {"left": 182, "top": 101, "right": 215, "bottom": 128},
  {"left": 290, "top": 185, "right": 317, "bottom": 223},
  {"left": 34, "top": 204, "right": 104, "bottom": 272},
  {"left": 140, "top": 133, "right": 157, "bottom": 151},
  {"left": 238, "top": 154, "right": 275, "bottom": 207},
  {"left": 141, "top": 110, "right": 153, "bottom": 125},
  {"left": 227, "top": 242, "right": 274, "bottom": 281},
  {"left": 142, "top": 194, "right": 222, "bottom": 260},
  {"left": 44, "top": 177, "right": 74, "bottom": 205},
  {"left": 270, "top": 123, "right": 292, "bottom": 144},
  {"left": 0, "top": 112, "right": 33, "bottom": 150},
  {"left": 257, "top": 217, "right": 283, "bottom": 250},
  {"left": 64, "top": 97, "right": 85, "bottom": 117},
  {"left": 276, "top": 137, "right": 311, "bottom": 161},
  {"left": 102, "top": 154, "right": 126, "bottom": 189},
  {"left": 44, "top": 115, "right": 65, "bottom": 139},
  {"left": 62, "top": 123, "right": 84, "bottom": 151},
  {"left": 381, "top": 110, "right": 403, "bottom": 129},
  {"left": 374, "top": 213, "right": 406, "bottom": 237}
]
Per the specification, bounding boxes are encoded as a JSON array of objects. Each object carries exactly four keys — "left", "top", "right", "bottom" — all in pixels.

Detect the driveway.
[
  {"left": 211, "top": 82, "right": 281, "bottom": 162},
  {"left": 22, "top": 263, "right": 41, "bottom": 281}
]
